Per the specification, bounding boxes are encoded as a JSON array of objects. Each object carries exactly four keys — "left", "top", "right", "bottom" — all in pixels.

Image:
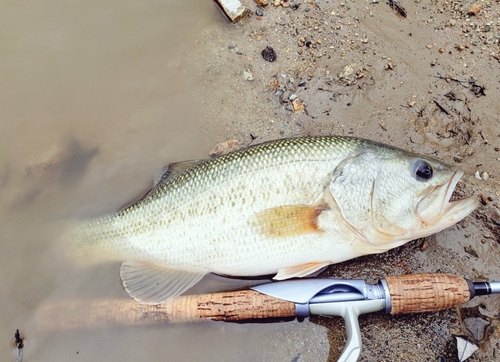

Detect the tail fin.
[{"left": 62, "top": 216, "right": 126, "bottom": 266}]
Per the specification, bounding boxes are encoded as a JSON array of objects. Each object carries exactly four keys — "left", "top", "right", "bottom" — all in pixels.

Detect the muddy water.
[{"left": 0, "top": 1, "right": 327, "bottom": 361}]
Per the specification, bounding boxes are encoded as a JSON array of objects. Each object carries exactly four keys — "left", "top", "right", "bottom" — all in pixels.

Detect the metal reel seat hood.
[{"left": 327, "top": 146, "right": 478, "bottom": 251}]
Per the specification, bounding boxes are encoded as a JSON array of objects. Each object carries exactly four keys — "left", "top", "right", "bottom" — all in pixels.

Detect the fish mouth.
[{"left": 416, "top": 170, "right": 479, "bottom": 230}]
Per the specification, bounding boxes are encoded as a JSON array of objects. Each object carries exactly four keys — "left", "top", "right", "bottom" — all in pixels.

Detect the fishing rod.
[{"left": 37, "top": 273, "right": 499, "bottom": 362}]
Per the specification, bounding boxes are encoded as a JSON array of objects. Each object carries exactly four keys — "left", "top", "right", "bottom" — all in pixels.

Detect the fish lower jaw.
[
  {"left": 442, "top": 195, "right": 479, "bottom": 219},
  {"left": 418, "top": 195, "right": 479, "bottom": 231},
  {"left": 395, "top": 199, "right": 479, "bottom": 245}
]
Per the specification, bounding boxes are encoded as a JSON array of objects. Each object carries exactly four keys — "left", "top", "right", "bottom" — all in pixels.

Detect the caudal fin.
[{"left": 62, "top": 216, "right": 126, "bottom": 266}]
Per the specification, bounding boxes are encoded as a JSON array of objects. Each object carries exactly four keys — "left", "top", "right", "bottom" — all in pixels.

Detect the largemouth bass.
[{"left": 68, "top": 136, "right": 478, "bottom": 304}]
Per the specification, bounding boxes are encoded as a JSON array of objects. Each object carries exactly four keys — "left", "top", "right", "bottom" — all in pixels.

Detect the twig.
[
  {"left": 433, "top": 99, "right": 450, "bottom": 115},
  {"left": 431, "top": 75, "right": 469, "bottom": 88},
  {"left": 431, "top": 74, "right": 485, "bottom": 97},
  {"left": 388, "top": 0, "right": 407, "bottom": 18}
]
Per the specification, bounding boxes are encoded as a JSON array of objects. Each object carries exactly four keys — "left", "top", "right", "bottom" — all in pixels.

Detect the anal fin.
[
  {"left": 274, "top": 262, "right": 331, "bottom": 280},
  {"left": 120, "top": 260, "right": 206, "bottom": 305}
]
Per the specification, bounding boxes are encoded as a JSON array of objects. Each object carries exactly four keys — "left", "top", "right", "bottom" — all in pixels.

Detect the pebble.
[
  {"left": 255, "top": 8, "right": 264, "bottom": 16},
  {"left": 468, "top": 3, "right": 482, "bottom": 16},
  {"left": 463, "top": 318, "right": 490, "bottom": 341},
  {"left": 261, "top": 46, "right": 276, "bottom": 62},
  {"left": 479, "top": 193, "right": 489, "bottom": 205},
  {"left": 292, "top": 98, "right": 305, "bottom": 112},
  {"left": 385, "top": 62, "right": 395, "bottom": 70},
  {"left": 338, "top": 64, "right": 357, "bottom": 85},
  {"left": 456, "top": 336, "right": 478, "bottom": 362},
  {"left": 243, "top": 69, "right": 254, "bottom": 81},
  {"left": 482, "top": 232, "right": 493, "bottom": 239},
  {"left": 209, "top": 139, "right": 240, "bottom": 157},
  {"left": 473, "top": 171, "right": 490, "bottom": 181},
  {"left": 464, "top": 245, "right": 478, "bottom": 258},
  {"left": 254, "top": 0, "right": 268, "bottom": 6},
  {"left": 420, "top": 240, "right": 430, "bottom": 251}
]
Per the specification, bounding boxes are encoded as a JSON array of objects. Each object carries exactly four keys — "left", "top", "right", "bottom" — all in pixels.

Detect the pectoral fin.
[
  {"left": 120, "top": 260, "right": 206, "bottom": 304},
  {"left": 253, "top": 205, "right": 328, "bottom": 238},
  {"left": 274, "top": 262, "right": 331, "bottom": 280}
]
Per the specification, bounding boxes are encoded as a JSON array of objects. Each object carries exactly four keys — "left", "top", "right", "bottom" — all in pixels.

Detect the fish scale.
[{"left": 68, "top": 136, "right": 478, "bottom": 304}]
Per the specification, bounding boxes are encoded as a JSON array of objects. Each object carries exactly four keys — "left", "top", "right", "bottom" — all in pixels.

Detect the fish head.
[{"left": 327, "top": 146, "right": 479, "bottom": 252}]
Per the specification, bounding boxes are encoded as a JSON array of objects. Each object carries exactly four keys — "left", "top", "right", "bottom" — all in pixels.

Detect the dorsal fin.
[
  {"left": 153, "top": 160, "right": 204, "bottom": 186},
  {"left": 139, "top": 160, "right": 204, "bottom": 200},
  {"left": 118, "top": 160, "right": 204, "bottom": 211},
  {"left": 153, "top": 165, "right": 170, "bottom": 185}
]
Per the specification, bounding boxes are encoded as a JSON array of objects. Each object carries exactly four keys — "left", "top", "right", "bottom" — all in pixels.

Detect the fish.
[{"left": 67, "top": 136, "right": 479, "bottom": 304}]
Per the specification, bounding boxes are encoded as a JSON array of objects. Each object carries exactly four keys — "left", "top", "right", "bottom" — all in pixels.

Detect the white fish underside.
[{"left": 72, "top": 137, "right": 478, "bottom": 304}]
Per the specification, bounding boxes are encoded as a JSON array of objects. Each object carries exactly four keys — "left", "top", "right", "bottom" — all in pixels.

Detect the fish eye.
[{"left": 413, "top": 160, "right": 433, "bottom": 181}]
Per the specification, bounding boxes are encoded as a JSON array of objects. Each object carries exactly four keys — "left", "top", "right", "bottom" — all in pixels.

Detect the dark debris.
[
  {"left": 388, "top": 0, "right": 407, "bottom": 18},
  {"left": 261, "top": 46, "right": 276, "bottom": 62},
  {"left": 14, "top": 330, "right": 23, "bottom": 348},
  {"left": 14, "top": 329, "right": 24, "bottom": 362}
]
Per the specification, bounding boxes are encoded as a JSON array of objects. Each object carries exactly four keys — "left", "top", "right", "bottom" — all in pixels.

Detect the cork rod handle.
[
  {"left": 37, "top": 289, "right": 296, "bottom": 331},
  {"left": 385, "top": 273, "right": 472, "bottom": 315}
]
